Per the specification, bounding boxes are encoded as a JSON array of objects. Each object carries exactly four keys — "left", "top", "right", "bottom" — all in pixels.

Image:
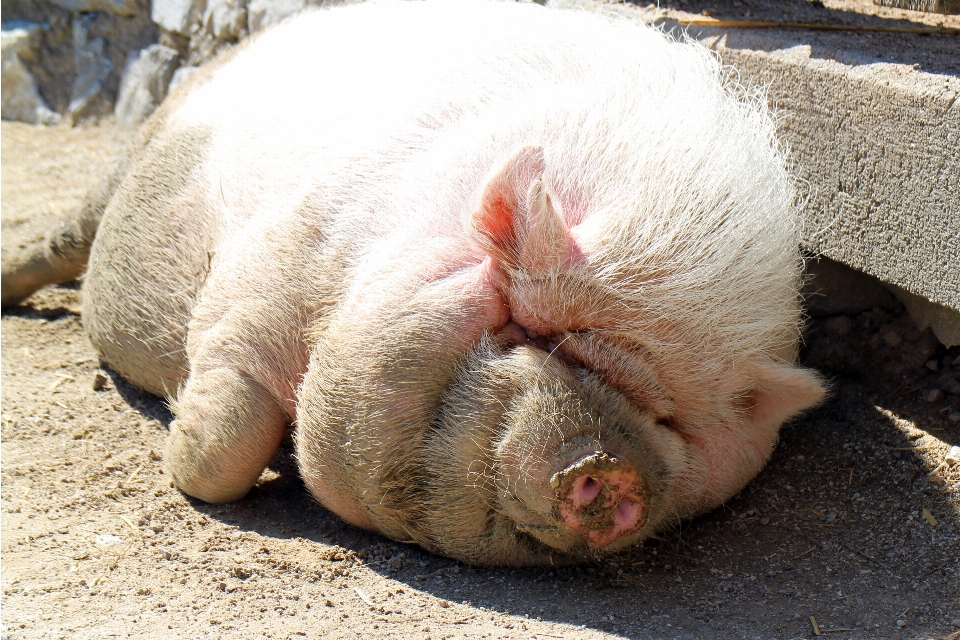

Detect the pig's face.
[
  {"left": 414, "top": 143, "right": 823, "bottom": 564},
  {"left": 416, "top": 335, "right": 691, "bottom": 565}
]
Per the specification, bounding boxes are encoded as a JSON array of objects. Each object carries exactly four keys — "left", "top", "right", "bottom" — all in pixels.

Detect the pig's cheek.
[
  {"left": 466, "top": 258, "right": 511, "bottom": 335},
  {"left": 503, "top": 287, "right": 556, "bottom": 337}
]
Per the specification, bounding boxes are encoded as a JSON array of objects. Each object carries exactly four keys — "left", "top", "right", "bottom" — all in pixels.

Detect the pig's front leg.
[
  {"left": 296, "top": 247, "right": 509, "bottom": 539},
  {"left": 164, "top": 364, "right": 289, "bottom": 504}
]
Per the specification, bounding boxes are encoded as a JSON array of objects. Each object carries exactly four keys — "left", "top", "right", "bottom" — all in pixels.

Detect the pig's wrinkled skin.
[{"left": 1, "top": 0, "right": 825, "bottom": 565}]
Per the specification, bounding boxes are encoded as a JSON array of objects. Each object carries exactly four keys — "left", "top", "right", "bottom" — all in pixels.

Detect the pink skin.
[{"left": 553, "top": 453, "right": 649, "bottom": 548}]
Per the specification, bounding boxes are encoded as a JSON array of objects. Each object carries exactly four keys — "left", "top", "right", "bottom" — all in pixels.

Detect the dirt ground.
[{"left": 2, "top": 5, "right": 959, "bottom": 635}]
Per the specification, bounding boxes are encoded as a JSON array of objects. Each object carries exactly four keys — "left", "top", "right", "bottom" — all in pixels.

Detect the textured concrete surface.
[
  {"left": 627, "top": 2, "right": 960, "bottom": 345},
  {"left": 693, "top": 29, "right": 959, "bottom": 316}
]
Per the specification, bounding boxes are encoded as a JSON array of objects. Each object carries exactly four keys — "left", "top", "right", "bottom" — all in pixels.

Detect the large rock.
[
  {"left": 203, "top": 0, "right": 247, "bottom": 40},
  {"left": 247, "top": 0, "right": 304, "bottom": 32},
  {"left": 68, "top": 13, "right": 114, "bottom": 123},
  {"left": 114, "top": 44, "right": 179, "bottom": 126},
  {"left": 46, "top": 0, "right": 139, "bottom": 18},
  {"left": 152, "top": 0, "right": 204, "bottom": 36},
  {"left": 1, "top": 22, "right": 60, "bottom": 125},
  {"left": 167, "top": 64, "right": 198, "bottom": 93}
]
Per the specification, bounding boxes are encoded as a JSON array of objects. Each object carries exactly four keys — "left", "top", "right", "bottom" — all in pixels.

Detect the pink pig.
[{"left": 1, "top": 0, "right": 824, "bottom": 565}]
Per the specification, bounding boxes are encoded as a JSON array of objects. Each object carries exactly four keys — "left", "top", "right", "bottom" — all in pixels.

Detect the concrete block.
[{"left": 679, "top": 27, "right": 959, "bottom": 337}]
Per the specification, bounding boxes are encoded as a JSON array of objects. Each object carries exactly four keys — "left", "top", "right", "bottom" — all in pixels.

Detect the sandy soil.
[{"left": 1, "top": 75, "right": 959, "bottom": 640}]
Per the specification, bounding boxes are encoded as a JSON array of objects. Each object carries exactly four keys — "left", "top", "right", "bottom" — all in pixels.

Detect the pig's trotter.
[
  {"left": 165, "top": 367, "right": 288, "bottom": 504},
  {"left": 552, "top": 452, "right": 648, "bottom": 548},
  {"left": 2, "top": 157, "right": 125, "bottom": 307},
  {"left": 2, "top": 219, "right": 95, "bottom": 307}
]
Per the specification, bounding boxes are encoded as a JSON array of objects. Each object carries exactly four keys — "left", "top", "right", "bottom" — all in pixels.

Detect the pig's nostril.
[
  {"left": 614, "top": 497, "right": 640, "bottom": 529},
  {"left": 571, "top": 475, "right": 603, "bottom": 506}
]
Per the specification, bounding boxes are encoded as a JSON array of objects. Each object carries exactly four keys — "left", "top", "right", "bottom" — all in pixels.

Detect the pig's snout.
[{"left": 550, "top": 452, "right": 648, "bottom": 548}]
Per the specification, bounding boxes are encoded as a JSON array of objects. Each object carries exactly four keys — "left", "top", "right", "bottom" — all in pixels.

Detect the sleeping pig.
[{"left": 0, "top": 0, "right": 824, "bottom": 565}]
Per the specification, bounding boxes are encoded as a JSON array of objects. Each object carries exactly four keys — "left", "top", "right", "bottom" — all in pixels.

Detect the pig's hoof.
[{"left": 551, "top": 452, "right": 648, "bottom": 548}]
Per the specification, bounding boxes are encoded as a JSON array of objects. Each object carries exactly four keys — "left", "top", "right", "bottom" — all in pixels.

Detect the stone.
[
  {"left": 247, "top": 0, "right": 304, "bottom": 32},
  {"left": 886, "top": 283, "right": 960, "bottom": 348},
  {"left": 68, "top": 14, "right": 114, "bottom": 124},
  {"left": 114, "top": 44, "right": 180, "bottom": 127},
  {"left": 152, "top": 0, "right": 204, "bottom": 36},
  {"left": 1, "top": 22, "right": 60, "bottom": 125},
  {"left": 945, "top": 445, "right": 960, "bottom": 462},
  {"left": 168, "top": 65, "right": 199, "bottom": 93},
  {"left": 203, "top": 0, "right": 248, "bottom": 40},
  {"left": 47, "top": 0, "right": 139, "bottom": 18},
  {"left": 691, "top": 25, "right": 959, "bottom": 326},
  {"left": 926, "top": 389, "right": 944, "bottom": 402},
  {"left": 823, "top": 315, "right": 854, "bottom": 337}
]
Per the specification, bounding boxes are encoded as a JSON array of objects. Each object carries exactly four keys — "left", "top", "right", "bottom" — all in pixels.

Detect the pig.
[{"left": 0, "top": 0, "right": 825, "bottom": 565}]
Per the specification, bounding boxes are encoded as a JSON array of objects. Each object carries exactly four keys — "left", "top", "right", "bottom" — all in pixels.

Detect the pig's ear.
[
  {"left": 738, "top": 359, "right": 826, "bottom": 432},
  {"left": 470, "top": 146, "right": 572, "bottom": 273}
]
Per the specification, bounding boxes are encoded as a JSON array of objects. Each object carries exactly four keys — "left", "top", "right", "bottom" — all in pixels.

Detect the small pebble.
[
  {"left": 949, "top": 413, "right": 960, "bottom": 424},
  {"left": 883, "top": 331, "right": 903, "bottom": 348},
  {"left": 823, "top": 315, "right": 853, "bottom": 337},
  {"left": 926, "top": 389, "right": 944, "bottom": 402},
  {"left": 92, "top": 371, "right": 107, "bottom": 391},
  {"left": 925, "top": 359, "right": 939, "bottom": 371},
  {"left": 759, "top": 517, "right": 770, "bottom": 526},
  {"left": 896, "top": 619, "right": 907, "bottom": 628},
  {"left": 824, "top": 511, "right": 836, "bottom": 524},
  {"left": 945, "top": 446, "right": 960, "bottom": 464}
]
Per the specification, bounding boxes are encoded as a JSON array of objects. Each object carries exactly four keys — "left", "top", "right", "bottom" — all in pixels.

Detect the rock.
[
  {"left": 946, "top": 445, "right": 960, "bottom": 462},
  {"left": 883, "top": 330, "right": 903, "bottom": 348},
  {"left": 925, "top": 359, "right": 939, "bottom": 371},
  {"left": 1, "top": 22, "right": 61, "bottom": 125},
  {"left": 152, "top": 0, "right": 204, "bottom": 36},
  {"left": 887, "top": 282, "right": 960, "bottom": 348},
  {"left": 925, "top": 389, "right": 944, "bottom": 402},
  {"left": 47, "top": 0, "right": 139, "bottom": 17},
  {"left": 203, "top": 0, "right": 247, "bottom": 40},
  {"left": 944, "top": 377, "right": 960, "bottom": 395},
  {"left": 68, "top": 14, "right": 114, "bottom": 124},
  {"left": 247, "top": 0, "right": 304, "bottom": 32},
  {"left": 823, "top": 315, "right": 854, "bottom": 337},
  {"left": 949, "top": 412, "right": 960, "bottom": 423},
  {"left": 803, "top": 256, "right": 899, "bottom": 317},
  {"left": 114, "top": 44, "right": 179, "bottom": 126},
  {"left": 168, "top": 65, "right": 199, "bottom": 93}
]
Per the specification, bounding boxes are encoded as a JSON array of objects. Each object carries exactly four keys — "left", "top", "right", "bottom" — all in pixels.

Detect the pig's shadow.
[
  {"left": 106, "top": 363, "right": 174, "bottom": 425},
  {"left": 112, "top": 305, "right": 959, "bottom": 637}
]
